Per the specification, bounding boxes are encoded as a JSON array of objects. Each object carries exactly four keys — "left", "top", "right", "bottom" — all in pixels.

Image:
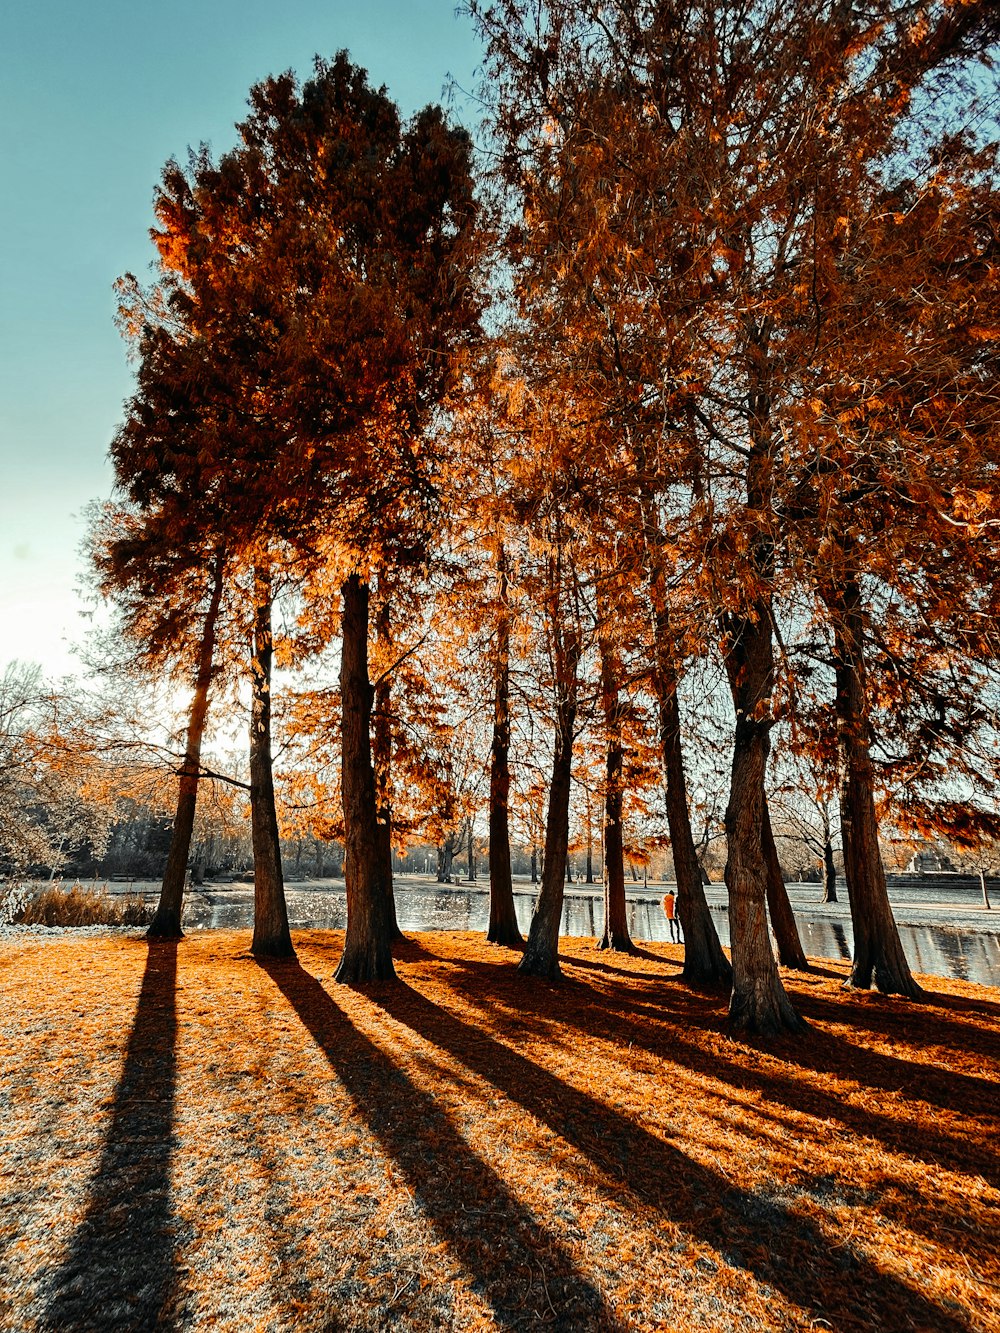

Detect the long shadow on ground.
[
  {"left": 41, "top": 941, "right": 183, "bottom": 1331},
  {"left": 373, "top": 979, "right": 973, "bottom": 1333},
  {"left": 263, "top": 960, "right": 618, "bottom": 1332},
  {"left": 474, "top": 959, "right": 1000, "bottom": 1190}
]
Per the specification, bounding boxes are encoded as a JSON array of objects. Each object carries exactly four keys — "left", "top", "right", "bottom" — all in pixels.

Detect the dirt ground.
[{"left": 1, "top": 928, "right": 997, "bottom": 1331}]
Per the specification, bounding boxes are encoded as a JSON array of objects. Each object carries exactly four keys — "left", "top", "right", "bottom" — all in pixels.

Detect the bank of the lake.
[{"left": 51, "top": 872, "right": 998, "bottom": 988}]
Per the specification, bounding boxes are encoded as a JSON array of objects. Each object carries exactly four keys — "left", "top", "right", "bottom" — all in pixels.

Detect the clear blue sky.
[{"left": 0, "top": 0, "right": 483, "bottom": 678}]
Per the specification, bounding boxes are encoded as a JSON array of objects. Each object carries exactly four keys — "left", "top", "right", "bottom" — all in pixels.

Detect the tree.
[
  {"left": 132, "top": 55, "right": 485, "bottom": 972},
  {"left": 0, "top": 664, "right": 113, "bottom": 881}
]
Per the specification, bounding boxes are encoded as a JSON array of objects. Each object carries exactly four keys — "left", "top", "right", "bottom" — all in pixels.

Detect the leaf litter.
[{"left": 0, "top": 929, "right": 997, "bottom": 1331}]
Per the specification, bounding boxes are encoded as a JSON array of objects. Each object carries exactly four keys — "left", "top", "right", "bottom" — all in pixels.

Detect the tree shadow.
[
  {"left": 799, "top": 986, "right": 1000, "bottom": 1062},
  {"left": 261, "top": 960, "right": 618, "bottom": 1331},
  {"left": 373, "top": 981, "right": 973, "bottom": 1332},
  {"left": 450, "top": 960, "right": 1000, "bottom": 1191},
  {"left": 567, "top": 948, "right": 680, "bottom": 979},
  {"left": 42, "top": 942, "right": 184, "bottom": 1330}
]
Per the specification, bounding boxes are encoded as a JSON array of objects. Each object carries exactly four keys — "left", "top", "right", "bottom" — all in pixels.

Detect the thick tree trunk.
[
  {"left": 822, "top": 837, "right": 838, "bottom": 903},
  {"left": 762, "top": 799, "right": 808, "bottom": 969},
  {"left": 148, "top": 559, "right": 224, "bottom": 940},
  {"left": 831, "top": 583, "right": 922, "bottom": 997},
  {"left": 487, "top": 560, "right": 521, "bottom": 944},
  {"left": 249, "top": 566, "right": 294, "bottom": 960},
  {"left": 723, "top": 614, "right": 804, "bottom": 1034},
  {"left": 372, "top": 595, "right": 401, "bottom": 940},
  {"left": 652, "top": 607, "right": 732, "bottom": 986},
  {"left": 335, "top": 575, "right": 397, "bottom": 983},
  {"left": 597, "top": 625, "right": 633, "bottom": 952}
]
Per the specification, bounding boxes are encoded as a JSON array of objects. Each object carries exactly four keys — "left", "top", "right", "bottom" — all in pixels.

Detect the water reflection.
[{"left": 178, "top": 883, "right": 999, "bottom": 988}]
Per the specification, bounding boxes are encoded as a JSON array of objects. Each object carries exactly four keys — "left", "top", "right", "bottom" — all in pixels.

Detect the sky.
[{"left": 0, "top": 0, "right": 484, "bottom": 680}]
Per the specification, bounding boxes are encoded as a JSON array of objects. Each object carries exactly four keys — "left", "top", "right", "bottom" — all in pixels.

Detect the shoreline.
[{"left": 13, "top": 872, "right": 1000, "bottom": 935}]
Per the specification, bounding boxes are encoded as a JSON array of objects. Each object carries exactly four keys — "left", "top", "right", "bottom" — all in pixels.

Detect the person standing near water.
[{"left": 662, "top": 889, "right": 680, "bottom": 943}]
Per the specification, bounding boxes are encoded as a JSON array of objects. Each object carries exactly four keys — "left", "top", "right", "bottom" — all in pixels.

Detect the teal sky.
[{"left": 0, "top": 0, "right": 483, "bottom": 678}]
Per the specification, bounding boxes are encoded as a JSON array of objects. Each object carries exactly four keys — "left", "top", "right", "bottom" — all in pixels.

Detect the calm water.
[{"left": 174, "top": 881, "right": 1000, "bottom": 988}]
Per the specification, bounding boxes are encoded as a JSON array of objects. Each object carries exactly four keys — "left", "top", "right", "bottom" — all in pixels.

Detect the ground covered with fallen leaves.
[{"left": 1, "top": 929, "right": 997, "bottom": 1331}]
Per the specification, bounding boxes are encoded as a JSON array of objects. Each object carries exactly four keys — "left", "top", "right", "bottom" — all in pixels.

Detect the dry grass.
[
  {"left": 1, "top": 929, "right": 997, "bottom": 1331},
  {"left": 14, "top": 884, "right": 150, "bottom": 928}
]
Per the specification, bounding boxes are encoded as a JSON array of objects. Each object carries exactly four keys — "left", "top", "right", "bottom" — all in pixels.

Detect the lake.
[{"left": 167, "top": 878, "right": 1000, "bottom": 989}]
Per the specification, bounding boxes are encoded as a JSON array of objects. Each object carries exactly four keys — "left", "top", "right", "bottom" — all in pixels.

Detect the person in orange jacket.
[{"left": 662, "top": 889, "right": 680, "bottom": 943}]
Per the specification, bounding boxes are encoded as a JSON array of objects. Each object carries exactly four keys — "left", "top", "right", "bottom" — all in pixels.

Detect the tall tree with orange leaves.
[{"left": 125, "top": 55, "right": 484, "bottom": 974}]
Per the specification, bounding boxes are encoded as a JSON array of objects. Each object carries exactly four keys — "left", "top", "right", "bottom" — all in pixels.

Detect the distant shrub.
[
  {"left": 15, "top": 884, "right": 151, "bottom": 928},
  {"left": 0, "top": 880, "right": 29, "bottom": 925}
]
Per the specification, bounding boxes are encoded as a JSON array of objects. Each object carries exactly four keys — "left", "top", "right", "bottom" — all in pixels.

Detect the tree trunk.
[
  {"left": 722, "top": 613, "right": 804, "bottom": 1034},
  {"left": 520, "top": 581, "right": 580, "bottom": 980},
  {"left": 520, "top": 694, "right": 576, "bottom": 979},
  {"left": 831, "top": 581, "right": 922, "bottom": 997},
  {"left": 822, "top": 835, "right": 838, "bottom": 903},
  {"left": 335, "top": 574, "right": 397, "bottom": 983},
  {"left": 249, "top": 565, "right": 294, "bottom": 960},
  {"left": 148, "top": 559, "right": 225, "bottom": 939},
  {"left": 980, "top": 868, "right": 992, "bottom": 911},
  {"left": 487, "top": 561, "right": 522, "bottom": 942},
  {"left": 597, "top": 624, "right": 633, "bottom": 952},
  {"left": 651, "top": 606, "right": 732, "bottom": 986},
  {"left": 762, "top": 798, "right": 808, "bottom": 969},
  {"left": 530, "top": 847, "right": 538, "bottom": 884},
  {"left": 372, "top": 594, "right": 401, "bottom": 940}
]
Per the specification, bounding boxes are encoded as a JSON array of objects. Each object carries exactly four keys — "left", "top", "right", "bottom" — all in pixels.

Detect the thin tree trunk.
[
  {"left": 335, "top": 574, "right": 396, "bottom": 983},
  {"left": 722, "top": 613, "right": 804, "bottom": 1034},
  {"left": 249, "top": 565, "right": 294, "bottom": 959},
  {"left": 979, "top": 868, "right": 992, "bottom": 910},
  {"left": 762, "top": 799, "right": 808, "bottom": 969},
  {"left": 372, "top": 594, "right": 401, "bottom": 939},
  {"left": 597, "top": 623, "right": 633, "bottom": 952},
  {"left": 652, "top": 606, "right": 732, "bottom": 986},
  {"left": 831, "top": 581, "right": 921, "bottom": 997},
  {"left": 530, "top": 847, "right": 538, "bottom": 884},
  {"left": 520, "top": 691, "right": 576, "bottom": 979},
  {"left": 822, "top": 836, "right": 838, "bottom": 903},
  {"left": 585, "top": 805, "right": 594, "bottom": 884},
  {"left": 148, "top": 559, "right": 225, "bottom": 939},
  {"left": 520, "top": 565, "right": 581, "bottom": 980},
  {"left": 487, "top": 558, "right": 522, "bottom": 941}
]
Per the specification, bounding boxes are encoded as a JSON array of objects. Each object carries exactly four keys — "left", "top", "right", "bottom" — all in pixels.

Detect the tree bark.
[
  {"left": 487, "top": 554, "right": 522, "bottom": 944},
  {"left": 249, "top": 565, "right": 294, "bottom": 959},
  {"left": 597, "top": 623, "right": 634, "bottom": 952},
  {"left": 335, "top": 574, "right": 397, "bottom": 983},
  {"left": 520, "top": 692, "right": 576, "bottom": 979},
  {"left": 722, "top": 613, "right": 805, "bottom": 1034},
  {"left": 148, "top": 557, "right": 224, "bottom": 939},
  {"left": 372, "top": 594, "right": 401, "bottom": 940},
  {"left": 822, "top": 833, "right": 838, "bottom": 903},
  {"left": 830, "top": 580, "right": 922, "bottom": 997},
  {"left": 520, "top": 569, "right": 581, "bottom": 980},
  {"left": 762, "top": 798, "right": 808, "bottom": 969},
  {"left": 651, "top": 606, "right": 732, "bottom": 986},
  {"left": 979, "top": 868, "right": 992, "bottom": 910}
]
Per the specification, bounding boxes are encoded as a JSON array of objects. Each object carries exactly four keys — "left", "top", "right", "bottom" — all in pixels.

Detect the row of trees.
[{"left": 92, "top": 2, "right": 1000, "bottom": 1032}]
